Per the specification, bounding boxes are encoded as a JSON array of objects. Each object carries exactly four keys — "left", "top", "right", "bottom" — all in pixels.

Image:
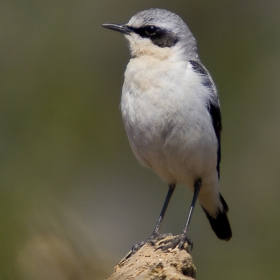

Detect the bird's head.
[{"left": 102, "top": 8, "right": 198, "bottom": 61}]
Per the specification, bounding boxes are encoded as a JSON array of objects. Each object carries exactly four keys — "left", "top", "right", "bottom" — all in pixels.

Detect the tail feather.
[{"left": 202, "top": 193, "right": 232, "bottom": 241}]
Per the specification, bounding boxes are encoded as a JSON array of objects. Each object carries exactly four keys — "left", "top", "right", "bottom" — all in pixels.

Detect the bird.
[{"left": 102, "top": 8, "right": 232, "bottom": 253}]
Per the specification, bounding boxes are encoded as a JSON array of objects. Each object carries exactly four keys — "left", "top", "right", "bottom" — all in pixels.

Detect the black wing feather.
[
  {"left": 189, "top": 61, "right": 232, "bottom": 241},
  {"left": 189, "top": 60, "right": 222, "bottom": 178}
]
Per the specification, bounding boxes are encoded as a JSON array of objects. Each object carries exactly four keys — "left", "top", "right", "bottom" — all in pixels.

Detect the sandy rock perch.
[{"left": 106, "top": 236, "right": 196, "bottom": 280}]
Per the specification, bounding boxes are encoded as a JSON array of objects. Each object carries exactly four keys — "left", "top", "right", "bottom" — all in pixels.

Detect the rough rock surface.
[{"left": 107, "top": 236, "right": 196, "bottom": 280}]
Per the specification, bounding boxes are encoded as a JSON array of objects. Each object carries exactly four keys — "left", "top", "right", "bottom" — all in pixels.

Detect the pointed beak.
[{"left": 102, "top": 23, "right": 132, "bottom": 35}]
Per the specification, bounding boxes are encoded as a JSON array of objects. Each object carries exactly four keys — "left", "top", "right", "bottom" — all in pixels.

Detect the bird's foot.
[
  {"left": 124, "top": 232, "right": 173, "bottom": 259},
  {"left": 156, "top": 233, "right": 193, "bottom": 252}
]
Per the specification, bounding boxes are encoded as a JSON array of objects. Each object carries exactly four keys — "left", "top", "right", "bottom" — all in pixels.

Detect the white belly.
[{"left": 121, "top": 58, "right": 218, "bottom": 191}]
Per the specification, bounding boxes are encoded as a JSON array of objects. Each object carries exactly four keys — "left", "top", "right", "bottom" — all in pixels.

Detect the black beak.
[{"left": 102, "top": 23, "right": 132, "bottom": 35}]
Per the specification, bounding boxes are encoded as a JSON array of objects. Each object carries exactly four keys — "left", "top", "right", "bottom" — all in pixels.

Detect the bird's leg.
[
  {"left": 157, "top": 178, "right": 202, "bottom": 252},
  {"left": 126, "top": 184, "right": 175, "bottom": 258},
  {"left": 150, "top": 185, "right": 175, "bottom": 239}
]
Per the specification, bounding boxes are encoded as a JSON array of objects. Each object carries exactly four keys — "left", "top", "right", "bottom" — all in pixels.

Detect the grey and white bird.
[{"left": 102, "top": 8, "right": 232, "bottom": 252}]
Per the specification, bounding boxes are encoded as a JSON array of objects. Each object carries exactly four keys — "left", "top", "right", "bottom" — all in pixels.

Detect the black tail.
[{"left": 202, "top": 193, "right": 232, "bottom": 241}]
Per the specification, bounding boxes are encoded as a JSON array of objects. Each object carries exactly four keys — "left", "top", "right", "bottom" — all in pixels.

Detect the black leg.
[
  {"left": 158, "top": 178, "right": 202, "bottom": 251},
  {"left": 151, "top": 184, "right": 176, "bottom": 236},
  {"left": 181, "top": 178, "right": 201, "bottom": 237},
  {"left": 125, "top": 184, "right": 176, "bottom": 258}
]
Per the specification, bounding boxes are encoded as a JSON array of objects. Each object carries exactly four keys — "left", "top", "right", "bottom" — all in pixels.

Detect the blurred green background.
[{"left": 1, "top": 0, "right": 280, "bottom": 279}]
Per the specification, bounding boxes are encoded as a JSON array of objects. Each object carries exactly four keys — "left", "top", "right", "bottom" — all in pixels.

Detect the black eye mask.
[{"left": 127, "top": 25, "right": 178, "bottom": 48}]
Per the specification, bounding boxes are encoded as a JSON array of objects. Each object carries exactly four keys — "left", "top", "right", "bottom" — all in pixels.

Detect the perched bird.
[{"left": 102, "top": 8, "right": 232, "bottom": 252}]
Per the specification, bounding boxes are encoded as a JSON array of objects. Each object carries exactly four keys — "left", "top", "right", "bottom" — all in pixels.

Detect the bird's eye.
[{"left": 144, "top": 25, "right": 159, "bottom": 36}]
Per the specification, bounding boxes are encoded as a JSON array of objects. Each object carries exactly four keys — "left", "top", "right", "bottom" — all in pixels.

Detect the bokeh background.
[{"left": 1, "top": 0, "right": 280, "bottom": 279}]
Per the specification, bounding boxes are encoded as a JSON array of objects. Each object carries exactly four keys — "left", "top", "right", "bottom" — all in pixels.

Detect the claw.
[
  {"left": 125, "top": 232, "right": 174, "bottom": 259},
  {"left": 157, "top": 234, "right": 193, "bottom": 252},
  {"left": 131, "top": 240, "right": 146, "bottom": 253}
]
